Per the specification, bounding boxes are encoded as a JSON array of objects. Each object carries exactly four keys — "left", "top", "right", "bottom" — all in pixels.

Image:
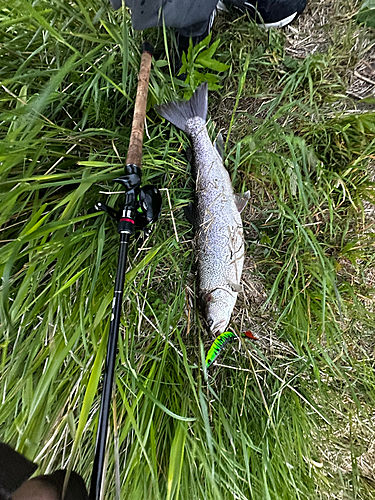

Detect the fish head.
[{"left": 204, "top": 288, "right": 236, "bottom": 335}]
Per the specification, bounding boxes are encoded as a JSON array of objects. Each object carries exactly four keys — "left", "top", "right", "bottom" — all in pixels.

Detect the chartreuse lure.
[
  {"left": 205, "top": 330, "right": 258, "bottom": 368},
  {"left": 205, "top": 331, "right": 236, "bottom": 368}
]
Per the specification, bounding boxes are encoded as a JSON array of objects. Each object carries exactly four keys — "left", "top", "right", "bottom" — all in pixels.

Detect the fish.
[{"left": 155, "top": 82, "right": 250, "bottom": 334}]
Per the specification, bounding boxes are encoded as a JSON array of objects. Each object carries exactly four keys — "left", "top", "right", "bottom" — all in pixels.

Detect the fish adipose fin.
[
  {"left": 214, "top": 132, "right": 225, "bottom": 159},
  {"left": 155, "top": 82, "right": 208, "bottom": 134},
  {"left": 234, "top": 191, "right": 251, "bottom": 213},
  {"left": 183, "top": 202, "right": 195, "bottom": 226},
  {"left": 185, "top": 146, "right": 194, "bottom": 164}
]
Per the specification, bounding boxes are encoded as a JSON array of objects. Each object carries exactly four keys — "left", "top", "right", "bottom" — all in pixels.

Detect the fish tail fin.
[{"left": 155, "top": 82, "right": 208, "bottom": 134}]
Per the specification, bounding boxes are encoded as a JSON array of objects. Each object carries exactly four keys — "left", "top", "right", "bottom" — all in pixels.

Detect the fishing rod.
[{"left": 89, "top": 41, "right": 161, "bottom": 500}]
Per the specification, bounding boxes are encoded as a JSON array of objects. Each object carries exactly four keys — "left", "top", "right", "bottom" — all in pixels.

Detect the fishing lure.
[
  {"left": 205, "top": 330, "right": 259, "bottom": 368},
  {"left": 205, "top": 331, "right": 236, "bottom": 368}
]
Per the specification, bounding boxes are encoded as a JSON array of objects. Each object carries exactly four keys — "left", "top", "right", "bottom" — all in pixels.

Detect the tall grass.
[{"left": 1, "top": 0, "right": 375, "bottom": 498}]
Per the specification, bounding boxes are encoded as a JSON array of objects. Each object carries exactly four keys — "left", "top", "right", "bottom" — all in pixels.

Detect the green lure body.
[{"left": 205, "top": 331, "right": 236, "bottom": 368}]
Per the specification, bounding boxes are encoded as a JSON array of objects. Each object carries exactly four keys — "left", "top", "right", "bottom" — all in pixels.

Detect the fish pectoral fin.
[
  {"left": 234, "top": 190, "right": 251, "bottom": 213},
  {"left": 214, "top": 132, "right": 225, "bottom": 160},
  {"left": 227, "top": 281, "right": 243, "bottom": 293},
  {"left": 183, "top": 202, "right": 195, "bottom": 226}
]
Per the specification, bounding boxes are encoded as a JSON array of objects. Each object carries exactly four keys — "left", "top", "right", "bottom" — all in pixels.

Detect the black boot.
[{"left": 222, "top": 0, "right": 307, "bottom": 27}]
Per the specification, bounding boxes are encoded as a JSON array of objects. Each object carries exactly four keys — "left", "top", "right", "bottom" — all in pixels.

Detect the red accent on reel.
[{"left": 120, "top": 218, "right": 135, "bottom": 224}]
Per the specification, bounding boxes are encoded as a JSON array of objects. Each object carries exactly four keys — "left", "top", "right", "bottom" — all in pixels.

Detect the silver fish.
[{"left": 156, "top": 83, "right": 250, "bottom": 334}]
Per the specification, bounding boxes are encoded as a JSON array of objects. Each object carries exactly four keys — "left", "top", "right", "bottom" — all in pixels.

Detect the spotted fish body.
[{"left": 156, "top": 83, "right": 249, "bottom": 334}]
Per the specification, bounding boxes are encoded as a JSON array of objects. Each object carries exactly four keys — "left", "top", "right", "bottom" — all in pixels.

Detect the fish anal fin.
[{"left": 234, "top": 190, "right": 250, "bottom": 213}]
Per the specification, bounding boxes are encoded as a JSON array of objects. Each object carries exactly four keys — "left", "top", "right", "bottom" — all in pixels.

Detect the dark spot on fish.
[
  {"left": 141, "top": 0, "right": 145, "bottom": 4},
  {"left": 204, "top": 292, "right": 212, "bottom": 303}
]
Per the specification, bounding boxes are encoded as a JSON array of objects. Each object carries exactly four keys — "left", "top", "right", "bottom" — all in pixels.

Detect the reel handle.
[{"left": 126, "top": 41, "right": 154, "bottom": 167}]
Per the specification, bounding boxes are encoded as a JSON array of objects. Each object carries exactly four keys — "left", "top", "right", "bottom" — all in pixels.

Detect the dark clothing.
[
  {"left": 0, "top": 444, "right": 88, "bottom": 500},
  {"left": 109, "top": 0, "right": 218, "bottom": 36},
  {"left": 0, "top": 443, "right": 37, "bottom": 500}
]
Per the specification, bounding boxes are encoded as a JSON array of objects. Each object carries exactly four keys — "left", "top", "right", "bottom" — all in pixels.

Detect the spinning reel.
[{"left": 91, "top": 163, "right": 162, "bottom": 238}]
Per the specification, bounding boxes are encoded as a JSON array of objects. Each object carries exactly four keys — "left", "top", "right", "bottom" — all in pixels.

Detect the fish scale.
[{"left": 156, "top": 83, "right": 249, "bottom": 334}]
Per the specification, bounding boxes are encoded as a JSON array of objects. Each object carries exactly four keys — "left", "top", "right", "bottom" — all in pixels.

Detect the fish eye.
[{"left": 207, "top": 318, "right": 214, "bottom": 328}]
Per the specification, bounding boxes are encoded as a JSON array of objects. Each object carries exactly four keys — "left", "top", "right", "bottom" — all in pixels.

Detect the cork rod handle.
[{"left": 126, "top": 42, "right": 154, "bottom": 167}]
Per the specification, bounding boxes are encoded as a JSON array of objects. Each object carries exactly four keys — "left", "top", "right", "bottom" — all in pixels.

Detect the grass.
[{"left": 1, "top": 0, "right": 375, "bottom": 498}]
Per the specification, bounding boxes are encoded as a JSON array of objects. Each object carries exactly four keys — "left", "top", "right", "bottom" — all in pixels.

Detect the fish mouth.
[{"left": 210, "top": 319, "right": 227, "bottom": 335}]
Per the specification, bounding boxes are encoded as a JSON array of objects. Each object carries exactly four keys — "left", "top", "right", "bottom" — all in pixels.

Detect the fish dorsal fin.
[
  {"left": 214, "top": 132, "right": 224, "bottom": 159},
  {"left": 234, "top": 191, "right": 250, "bottom": 213}
]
